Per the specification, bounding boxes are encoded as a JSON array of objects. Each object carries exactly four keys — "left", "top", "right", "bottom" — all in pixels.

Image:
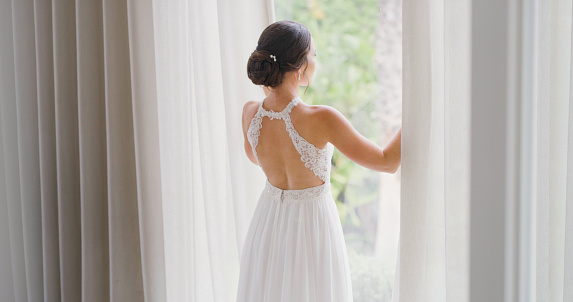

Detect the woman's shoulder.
[
  {"left": 291, "top": 103, "right": 341, "bottom": 145},
  {"left": 243, "top": 99, "right": 260, "bottom": 111},
  {"left": 298, "top": 104, "right": 352, "bottom": 142},
  {"left": 301, "top": 103, "right": 342, "bottom": 123},
  {"left": 242, "top": 100, "right": 260, "bottom": 117},
  {"left": 241, "top": 100, "right": 260, "bottom": 130}
]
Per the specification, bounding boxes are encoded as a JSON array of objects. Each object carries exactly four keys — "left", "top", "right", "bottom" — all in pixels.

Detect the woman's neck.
[{"left": 264, "top": 79, "right": 300, "bottom": 106}]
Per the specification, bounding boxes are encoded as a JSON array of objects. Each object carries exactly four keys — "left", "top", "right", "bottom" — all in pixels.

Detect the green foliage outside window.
[
  {"left": 275, "top": 0, "right": 383, "bottom": 252},
  {"left": 275, "top": 0, "right": 402, "bottom": 300}
]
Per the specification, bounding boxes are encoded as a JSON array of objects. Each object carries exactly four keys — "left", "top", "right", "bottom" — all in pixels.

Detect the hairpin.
[{"left": 270, "top": 54, "right": 277, "bottom": 62}]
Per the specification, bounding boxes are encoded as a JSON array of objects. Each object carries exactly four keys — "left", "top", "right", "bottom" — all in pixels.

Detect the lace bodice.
[{"left": 246, "top": 96, "right": 334, "bottom": 183}]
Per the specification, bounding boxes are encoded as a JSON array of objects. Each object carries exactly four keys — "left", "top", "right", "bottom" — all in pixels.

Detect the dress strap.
[
  {"left": 246, "top": 96, "right": 301, "bottom": 165},
  {"left": 258, "top": 96, "right": 301, "bottom": 120}
]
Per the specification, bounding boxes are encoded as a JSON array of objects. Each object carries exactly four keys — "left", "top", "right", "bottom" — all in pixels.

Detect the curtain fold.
[
  {"left": 393, "top": 0, "right": 470, "bottom": 301},
  {"left": 35, "top": 0, "right": 60, "bottom": 300},
  {"left": 0, "top": 0, "right": 273, "bottom": 301},
  {"left": 102, "top": 0, "right": 145, "bottom": 300},
  {"left": 184, "top": 0, "right": 273, "bottom": 300},
  {"left": 127, "top": 0, "right": 167, "bottom": 300},
  {"left": 395, "top": 0, "right": 573, "bottom": 301},
  {"left": 77, "top": 0, "right": 110, "bottom": 301},
  {"left": 534, "top": 1, "right": 573, "bottom": 301},
  {"left": 15, "top": 0, "right": 44, "bottom": 298},
  {"left": 1, "top": 1, "right": 29, "bottom": 301}
]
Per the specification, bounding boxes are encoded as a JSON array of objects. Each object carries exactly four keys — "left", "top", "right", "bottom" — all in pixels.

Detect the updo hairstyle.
[{"left": 247, "top": 20, "right": 312, "bottom": 90}]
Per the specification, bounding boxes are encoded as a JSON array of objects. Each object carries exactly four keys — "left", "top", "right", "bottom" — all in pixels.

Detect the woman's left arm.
[{"left": 242, "top": 101, "right": 260, "bottom": 166}]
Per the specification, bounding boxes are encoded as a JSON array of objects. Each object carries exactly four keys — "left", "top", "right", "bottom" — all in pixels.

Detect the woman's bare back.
[
  {"left": 242, "top": 96, "right": 401, "bottom": 191},
  {"left": 242, "top": 96, "right": 331, "bottom": 190}
]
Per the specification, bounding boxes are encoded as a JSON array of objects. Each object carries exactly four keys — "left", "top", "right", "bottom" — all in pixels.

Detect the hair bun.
[
  {"left": 246, "top": 20, "right": 312, "bottom": 89},
  {"left": 247, "top": 49, "right": 282, "bottom": 87}
]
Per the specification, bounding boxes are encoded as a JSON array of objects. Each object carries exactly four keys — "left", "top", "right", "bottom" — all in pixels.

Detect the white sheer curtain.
[
  {"left": 532, "top": 1, "right": 573, "bottom": 300},
  {"left": 183, "top": 0, "right": 274, "bottom": 301},
  {"left": 394, "top": 0, "right": 573, "bottom": 301},
  {"left": 0, "top": 0, "right": 273, "bottom": 301},
  {"left": 392, "top": 0, "right": 470, "bottom": 301}
]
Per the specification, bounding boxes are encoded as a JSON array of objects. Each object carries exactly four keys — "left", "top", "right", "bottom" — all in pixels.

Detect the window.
[{"left": 275, "top": 0, "right": 402, "bottom": 300}]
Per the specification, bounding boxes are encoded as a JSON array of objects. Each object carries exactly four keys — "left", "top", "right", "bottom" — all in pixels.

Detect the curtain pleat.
[
  {"left": 189, "top": 2, "right": 228, "bottom": 301},
  {"left": 13, "top": 0, "right": 44, "bottom": 301},
  {"left": 76, "top": 0, "right": 110, "bottom": 301},
  {"left": 152, "top": 1, "right": 191, "bottom": 300},
  {"left": 52, "top": 0, "right": 82, "bottom": 301},
  {"left": 566, "top": 47, "right": 573, "bottom": 301},
  {"left": 102, "top": 0, "right": 145, "bottom": 300},
  {"left": 394, "top": 0, "right": 470, "bottom": 301},
  {"left": 185, "top": 0, "right": 274, "bottom": 300},
  {"left": 395, "top": 1, "right": 441, "bottom": 301},
  {"left": 1, "top": 0, "right": 273, "bottom": 301},
  {"left": 0, "top": 2, "right": 26, "bottom": 301},
  {"left": 533, "top": 1, "right": 573, "bottom": 301},
  {"left": 534, "top": 1, "right": 570, "bottom": 301},
  {"left": 215, "top": 0, "right": 276, "bottom": 264},
  {"left": 127, "top": 0, "right": 168, "bottom": 299},
  {"left": 536, "top": 0, "right": 552, "bottom": 298},
  {"left": 0, "top": 122, "right": 14, "bottom": 299},
  {"left": 566, "top": 5, "right": 573, "bottom": 293},
  {"left": 443, "top": 1, "right": 470, "bottom": 301},
  {"left": 396, "top": 0, "right": 573, "bottom": 301},
  {"left": 0, "top": 114, "right": 16, "bottom": 301},
  {"left": 35, "top": 0, "right": 60, "bottom": 300}
]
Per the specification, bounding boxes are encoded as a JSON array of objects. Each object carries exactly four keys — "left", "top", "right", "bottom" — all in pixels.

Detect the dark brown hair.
[{"left": 247, "top": 20, "right": 312, "bottom": 93}]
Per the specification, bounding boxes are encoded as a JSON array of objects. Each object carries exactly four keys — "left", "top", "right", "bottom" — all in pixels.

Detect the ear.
[
  {"left": 302, "top": 60, "right": 309, "bottom": 74},
  {"left": 298, "top": 60, "right": 309, "bottom": 75}
]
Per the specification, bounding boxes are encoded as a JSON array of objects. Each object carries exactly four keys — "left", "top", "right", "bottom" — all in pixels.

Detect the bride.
[{"left": 237, "top": 20, "right": 401, "bottom": 302}]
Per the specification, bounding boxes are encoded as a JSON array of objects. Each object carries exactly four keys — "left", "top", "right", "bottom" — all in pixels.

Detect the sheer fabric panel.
[
  {"left": 393, "top": 0, "right": 470, "bottom": 301},
  {"left": 534, "top": 1, "right": 573, "bottom": 301},
  {"left": 395, "top": 0, "right": 573, "bottom": 301},
  {"left": 0, "top": 0, "right": 272, "bottom": 301}
]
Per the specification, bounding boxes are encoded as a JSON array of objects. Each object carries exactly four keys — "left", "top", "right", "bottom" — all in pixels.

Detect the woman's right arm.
[{"left": 318, "top": 105, "right": 401, "bottom": 173}]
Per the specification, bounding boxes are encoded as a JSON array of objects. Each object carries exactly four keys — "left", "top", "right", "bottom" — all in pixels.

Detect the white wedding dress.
[{"left": 236, "top": 96, "right": 354, "bottom": 302}]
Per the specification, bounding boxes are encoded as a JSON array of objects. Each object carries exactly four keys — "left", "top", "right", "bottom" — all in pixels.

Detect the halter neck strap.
[{"left": 258, "top": 96, "right": 302, "bottom": 120}]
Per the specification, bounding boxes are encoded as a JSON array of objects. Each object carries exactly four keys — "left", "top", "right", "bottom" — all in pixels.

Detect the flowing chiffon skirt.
[{"left": 236, "top": 179, "right": 353, "bottom": 302}]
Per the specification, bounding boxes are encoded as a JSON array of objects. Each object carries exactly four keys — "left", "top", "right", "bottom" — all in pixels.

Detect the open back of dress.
[
  {"left": 246, "top": 96, "right": 334, "bottom": 188},
  {"left": 236, "top": 96, "right": 354, "bottom": 302}
]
